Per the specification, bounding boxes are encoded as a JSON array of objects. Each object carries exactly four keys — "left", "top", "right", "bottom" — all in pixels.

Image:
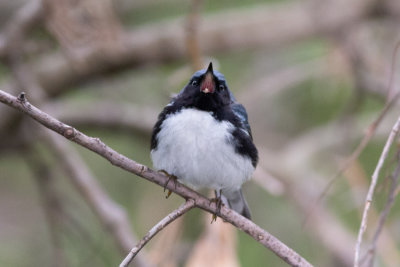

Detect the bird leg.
[
  {"left": 209, "top": 189, "right": 223, "bottom": 223},
  {"left": 158, "top": 170, "right": 178, "bottom": 199}
]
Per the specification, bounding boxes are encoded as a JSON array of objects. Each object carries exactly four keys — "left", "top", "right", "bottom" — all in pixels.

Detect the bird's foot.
[
  {"left": 158, "top": 170, "right": 178, "bottom": 199},
  {"left": 209, "top": 192, "right": 223, "bottom": 223}
]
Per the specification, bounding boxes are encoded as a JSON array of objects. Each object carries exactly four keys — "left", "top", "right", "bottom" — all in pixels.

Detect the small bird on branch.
[{"left": 151, "top": 62, "right": 258, "bottom": 220}]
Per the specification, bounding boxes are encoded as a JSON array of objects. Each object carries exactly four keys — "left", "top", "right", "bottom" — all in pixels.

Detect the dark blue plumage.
[{"left": 151, "top": 63, "right": 258, "bottom": 219}]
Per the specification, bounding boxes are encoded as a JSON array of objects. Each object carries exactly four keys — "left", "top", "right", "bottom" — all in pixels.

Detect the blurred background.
[{"left": 1, "top": 0, "right": 400, "bottom": 266}]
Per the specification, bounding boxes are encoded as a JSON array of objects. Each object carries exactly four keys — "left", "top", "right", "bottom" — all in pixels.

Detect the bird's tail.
[{"left": 221, "top": 189, "right": 251, "bottom": 220}]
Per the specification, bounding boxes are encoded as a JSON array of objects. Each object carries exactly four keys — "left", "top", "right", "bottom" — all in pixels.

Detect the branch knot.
[{"left": 63, "top": 127, "right": 76, "bottom": 139}]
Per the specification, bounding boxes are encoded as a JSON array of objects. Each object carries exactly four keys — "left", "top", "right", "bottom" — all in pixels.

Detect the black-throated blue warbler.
[{"left": 151, "top": 62, "right": 258, "bottom": 219}]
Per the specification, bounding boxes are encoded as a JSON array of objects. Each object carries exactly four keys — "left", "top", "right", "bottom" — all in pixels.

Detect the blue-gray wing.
[{"left": 231, "top": 103, "right": 253, "bottom": 140}]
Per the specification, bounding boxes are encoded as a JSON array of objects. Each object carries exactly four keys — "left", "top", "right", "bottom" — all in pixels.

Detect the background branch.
[{"left": 0, "top": 0, "right": 375, "bottom": 97}]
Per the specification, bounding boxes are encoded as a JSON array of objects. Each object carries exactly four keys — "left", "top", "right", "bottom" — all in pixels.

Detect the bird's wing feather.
[{"left": 231, "top": 102, "right": 253, "bottom": 139}]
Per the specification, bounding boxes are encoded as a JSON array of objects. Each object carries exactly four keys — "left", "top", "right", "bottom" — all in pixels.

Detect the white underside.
[{"left": 151, "top": 108, "right": 254, "bottom": 193}]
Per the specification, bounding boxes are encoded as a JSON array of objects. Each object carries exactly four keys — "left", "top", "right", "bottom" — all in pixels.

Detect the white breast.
[{"left": 151, "top": 108, "right": 254, "bottom": 192}]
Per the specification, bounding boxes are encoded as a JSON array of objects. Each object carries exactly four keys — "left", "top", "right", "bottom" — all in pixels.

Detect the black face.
[{"left": 178, "top": 63, "right": 232, "bottom": 112}]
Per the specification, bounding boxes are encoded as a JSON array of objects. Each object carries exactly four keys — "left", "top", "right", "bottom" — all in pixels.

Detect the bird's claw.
[
  {"left": 209, "top": 194, "right": 223, "bottom": 223},
  {"left": 158, "top": 170, "right": 177, "bottom": 199}
]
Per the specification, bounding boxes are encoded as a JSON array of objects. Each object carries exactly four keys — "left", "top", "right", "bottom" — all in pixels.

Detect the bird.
[{"left": 150, "top": 62, "right": 258, "bottom": 220}]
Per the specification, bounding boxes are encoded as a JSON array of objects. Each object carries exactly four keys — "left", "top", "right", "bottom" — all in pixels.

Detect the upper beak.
[{"left": 201, "top": 62, "right": 215, "bottom": 94}]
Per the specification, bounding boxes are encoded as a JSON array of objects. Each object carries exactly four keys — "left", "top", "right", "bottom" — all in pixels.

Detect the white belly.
[{"left": 151, "top": 108, "right": 254, "bottom": 192}]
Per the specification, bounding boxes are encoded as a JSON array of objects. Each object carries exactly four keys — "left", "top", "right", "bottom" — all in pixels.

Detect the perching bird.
[{"left": 150, "top": 62, "right": 258, "bottom": 219}]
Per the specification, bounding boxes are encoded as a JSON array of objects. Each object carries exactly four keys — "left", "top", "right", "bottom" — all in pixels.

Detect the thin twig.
[
  {"left": 362, "top": 150, "right": 400, "bottom": 267},
  {"left": 0, "top": 89, "right": 313, "bottom": 267},
  {"left": 354, "top": 115, "right": 400, "bottom": 267},
  {"left": 120, "top": 199, "right": 196, "bottom": 267}
]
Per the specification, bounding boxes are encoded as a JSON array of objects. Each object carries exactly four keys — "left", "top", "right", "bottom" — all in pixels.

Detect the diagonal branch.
[
  {"left": 362, "top": 150, "right": 400, "bottom": 266},
  {"left": 0, "top": 89, "right": 313, "bottom": 267},
  {"left": 354, "top": 115, "right": 400, "bottom": 267},
  {"left": 120, "top": 199, "right": 196, "bottom": 267}
]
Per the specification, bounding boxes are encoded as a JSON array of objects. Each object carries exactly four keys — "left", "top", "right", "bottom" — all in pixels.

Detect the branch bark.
[
  {"left": 363, "top": 151, "right": 400, "bottom": 267},
  {"left": 0, "top": 89, "right": 313, "bottom": 267},
  {"left": 354, "top": 115, "right": 400, "bottom": 267}
]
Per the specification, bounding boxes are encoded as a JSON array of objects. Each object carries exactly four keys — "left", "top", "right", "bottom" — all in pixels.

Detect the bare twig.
[
  {"left": 120, "top": 199, "right": 196, "bottom": 267},
  {"left": 363, "top": 150, "right": 400, "bottom": 266},
  {"left": 0, "top": 89, "right": 313, "bottom": 267},
  {"left": 354, "top": 115, "right": 400, "bottom": 267}
]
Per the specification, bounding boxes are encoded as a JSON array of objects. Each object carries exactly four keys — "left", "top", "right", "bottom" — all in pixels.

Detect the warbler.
[{"left": 151, "top": 63, "right": 258, "bottom": 219}]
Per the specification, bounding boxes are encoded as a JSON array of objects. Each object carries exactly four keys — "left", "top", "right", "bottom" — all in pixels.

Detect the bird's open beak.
[{"left": 200, "top": 62, "right": 215, "bottom": 94}]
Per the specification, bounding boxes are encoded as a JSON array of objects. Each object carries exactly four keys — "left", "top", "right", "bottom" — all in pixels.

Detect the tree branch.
[
  {"left": 362, "top": 150, "right": 400, "bottom": 266},
  {"left": 0, "top": 89, "right": 313, "bottom": 267},
  {"left": 7, "top": 0, "right": 373, "bottom": 97},
  {"left": 0, "top": 8, "right": 150, "bottom": 263},
  {"left": 120, "top": 199, "right": 196, "bottom": 267},
  {"left": 354, "top": 115, "right": 400, "bottom": 267}
]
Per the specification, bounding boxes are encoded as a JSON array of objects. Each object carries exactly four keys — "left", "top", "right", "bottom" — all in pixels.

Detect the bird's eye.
[
  {"left": 219, "top": 84, "right": 225, "bottom": 91},
  {"left": 191, "top": 80, "right": 198, "bottom": 86}
]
